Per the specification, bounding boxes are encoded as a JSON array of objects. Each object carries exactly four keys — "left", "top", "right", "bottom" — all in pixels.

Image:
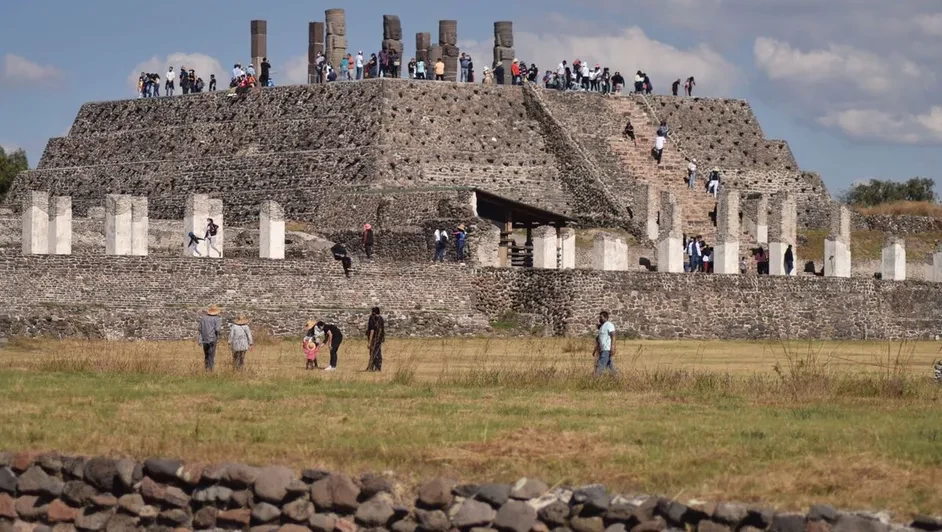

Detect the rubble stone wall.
[{"left": 0, "top": 451, "right": 936, "bottom": 532}]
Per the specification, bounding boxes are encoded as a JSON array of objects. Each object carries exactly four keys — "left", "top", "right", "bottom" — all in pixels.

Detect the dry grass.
[
  {"left": 855, "top": 201, "right": 942, "bottom": 219},
  {"left": 800, "top": 230, "right": 942, "bottom": 261},
  {"left": 1, "top": 337, "right": 941, "bottom": 515}
]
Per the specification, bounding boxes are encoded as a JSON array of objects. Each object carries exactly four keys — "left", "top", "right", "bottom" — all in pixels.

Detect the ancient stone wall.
[{"left": 0, "top": 451, "right": 934, "bottom": 532}]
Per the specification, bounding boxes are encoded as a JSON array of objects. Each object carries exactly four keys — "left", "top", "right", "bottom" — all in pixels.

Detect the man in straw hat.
[
  {"left": 198, "top": 305, "right": 223, "bottom": 371},
  {"left": 229, "top": 314, "right": 254, "bottom": 370},
  {"left": 365, "top": 307, "right": 386, "bottom": 372}
]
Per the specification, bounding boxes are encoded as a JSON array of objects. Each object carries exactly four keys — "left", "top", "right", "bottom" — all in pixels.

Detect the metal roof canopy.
[{"left": 473, "top": 189, "right": 573, "bottom": 228}]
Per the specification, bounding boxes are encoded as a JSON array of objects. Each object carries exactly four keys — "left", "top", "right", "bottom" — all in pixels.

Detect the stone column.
[
  {"left": 325, "top": 9, "right": 347, "bottom": 72},
  {"left": 768, "top": 193, "right": 797, "bottom": 276},
  {"left": 429, "top": 45, "right": 443, "bottom": 70},
  {"left": 493, "top": 21, "right": 514, "bottom": 74},
  {"left": 22, "top": 191, "right": 49, "bottom": 255},
  {"left": 439, "top": 20, "right": 458, "bottom": 82},
  {"left": 531, "top": 226, "right": 558, "bottom": 269},
  {"left": 382, "top": 15, "right": 403, "bottom": 77},
  {"left": 183, "top": 194, "right": 210, "bottom": 257},
  {"left": 752, "top": 194, "right": 769, "bottom": 245},
  {"left": 559, "top": 227, "right": 576, "bottom": 270},
  {"left": 105, "top": 194, "right": 133, "bottom": 256},
  {"left": 881, "top": 235, "right": 906, "bottom": 281},
  {"left": 824, "top": 203, "right": 851, "bottom": 278},
  {"left": 260, "top": 200, "right": 285, "bottom": 260},
  {"left": 251, "top": 20, "right": 267, "bottom": 77},
  {"left": 208, "top": 198, "right": 225, "bottom": 258},
  {"left": 416, "top": 32, "right": 431, "bottom": 65},
  {"left": 309, "top": 22, "right": 325, "bottom": 84},
  {"left": 636, "top": 184, "right": 659, "bottom": 242},
  {"left": 714, "top": 190, "right": 740, "bottom": 274},
  {"left": 48, "top": 196, "right": 71, "bottom": 255},
  {"left": 592, "top": 232, "right": 623, "bottom": 271},
  {"left": 130, "top": 197, "right": 148, "bottom": 256},
  {"left": 933, "top": 244, "right": 942, "bottom": 283},
  {"left": 657, "top": 191, "right": 684, "bottom": 273}
]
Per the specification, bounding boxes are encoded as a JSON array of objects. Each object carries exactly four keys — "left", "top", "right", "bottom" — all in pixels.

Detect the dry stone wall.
[{"left": 1, "top": 452, "right": 935, "bottom": 532}]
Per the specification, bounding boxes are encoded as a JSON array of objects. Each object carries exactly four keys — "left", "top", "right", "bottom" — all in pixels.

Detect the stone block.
[
  {"left": 592, "top": 233, "right": 626, "bottom": 271},
  {"left": 824, "top": 204, "right": 851, "bottom": 278},
  {"left": 104, "top": 194, "right": 132, "bottom": 256},
  {"left": 635, "top": 184, "right": 659, "bottom": 242},
  {"left": 714, "top": 190, "right": 740, "bottom": 275},
  {"left": 259, "top": 200, "right": 285, "bottom": 260},
  {"left": 559, "top": 228, "right": 575, "bottom": 270},
  {"left": 768, "top": 193, "right": 796, "bottom": 276},
  {"left": 22, "top": 190, "right": 49, "bottom": 255},
  {"left": 251, "top": 20, "right": 267, "bottom": 75},
  {"left": 183, "top": 194, "right": 209, "bottom": 257},
  {"left": 881, "top": 235, "right": 906, "bottom": 281},
  {"left": 129, "top": 197, "right": 148, "bottom": 256},
  {"left": 49, "top": 196, "right": 72, "bottom": 256},
  {"left": 657, "top": 192, "right": 683, "bottom": 273},
  {"left": 383, "top": 15, "right": 402, "bottom": 41},
  {"left": 309, "top": 22, "right": 325, "bottom": 81},
  {"left": 493, "top": 21, "right": 514, "bottom": 48},
  {"left": 416, "top": 32, "right": 431, "bottom": 64},
  {"left": 752, "top": 194, "right": 769, "bottom": 245},
  {"left": 531, "top": 226, "right": 558, "bottom": 270},
  {"left": 438, "top": 20, "right": 458, "bottom": 82},
  {"left": 325, "top": 8, "right": 347, "bottom": 70},
  {"left": 429, "top": 45, "right": 442, "bottom": 67},
  {"left": 934, "top": 244, "right": 942, "bottom": 283}
]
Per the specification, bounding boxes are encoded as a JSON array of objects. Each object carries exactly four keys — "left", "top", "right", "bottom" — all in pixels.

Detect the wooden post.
[{"left": 499, "top": 212, "right": 512, "bottom": 267}]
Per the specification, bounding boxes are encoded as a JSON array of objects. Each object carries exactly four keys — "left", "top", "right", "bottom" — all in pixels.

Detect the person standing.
[
  {"left": 416, "top": 58, "right": 426, "bottom": 80},
  {"left": 208, "top": 74, "right": 217, "bottom": 92},
  {"left": 261, "top": 57, "right": 271, "bottom": 87},
  {"left": 205, "top": 218, "right": 221, "bottom": 257},
  {"left": 685, "top": 76, "right": 696, "bottom": 96},
  {"left": 672, "top": 78, "right": 681, "bottom": 96},
  {"left": 460, "top": 53, "right": 470, "bottom": 82},
  {"left": 166, "top": 66, "right": 176, "bottom": 96},
  {"left": 594, "top": 311, "right": 616, "bottom": 375},
  {"left": 784, "top": 245, "right": 795, "bottom": 276},
  {"left": 228, "top": 314, "right": 253, "bottom": 369},
  {"left": 362, "top": 224, "right": 375, "bottom": 261},
  {"left": 366, "top": 307, "right": 386, "bottom": 372},
  {"left": 433, "top": 228, "right": 449, "bottom": 262},
  {"left": 356, "top": 51, "right": 364, "bottom": 80},
  {"left": 454, "top": 224, "right": 467, "bottom": 262},
  {"left": 198, "top": 305, "right": 223, "bottom": 371},
  {"left": 687, "top": 158, "right": 698, "bottom": 190},
  {"left": 434, "top": 58, "right": 445, "bottom": 81},
  {"left": 317, "top": 321, "right": 343, "bottom": 371}
]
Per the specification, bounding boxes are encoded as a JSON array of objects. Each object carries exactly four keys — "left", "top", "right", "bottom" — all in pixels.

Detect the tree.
[
  {"left": 841, "top": 177, "right": 936, "bottom": 206},
  {"left": 0, "top": 146, "right": 29, "bottom": 200}
]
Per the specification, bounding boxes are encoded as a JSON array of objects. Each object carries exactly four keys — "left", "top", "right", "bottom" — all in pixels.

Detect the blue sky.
[{"left": 2, "top": 0, "right": 941, "bottom": 197}]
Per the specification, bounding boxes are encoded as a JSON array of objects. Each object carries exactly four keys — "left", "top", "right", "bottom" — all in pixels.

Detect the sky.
[{"left": 2, "top": 0, "right": 941, "bottom": 198}]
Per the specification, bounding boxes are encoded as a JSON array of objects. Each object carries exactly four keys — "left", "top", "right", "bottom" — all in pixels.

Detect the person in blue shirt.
[
  {"left": 454, "top": 224, "right": 467, "bottom": 262},
  {"left": 594, "top": 311, "right": 617, "bottom": 375}
]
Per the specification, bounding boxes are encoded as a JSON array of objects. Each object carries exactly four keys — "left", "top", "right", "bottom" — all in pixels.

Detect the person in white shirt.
[
  {"left": 356, "top": 51, "right": 364, "bottom": 80},
  {"left": 165, "top": 67, "right": 176, "bottom": 96},
  {"left": 580, "top": 63, "right": 590, "bottom": 90},
  {"left": 687, "top": 158, "right": 698, "bottom": 189},
  {"left": 653, "top": 135, "right": 666, "bottom": 165},
  {"left": 433, "top": 228, "right": 449, "bottom": 261},
  {"left": 707, "top": 168, "right": 721, "bottom": 198},
  {"left": 593, "top": 311, "right": 617, "bottom": 375}
]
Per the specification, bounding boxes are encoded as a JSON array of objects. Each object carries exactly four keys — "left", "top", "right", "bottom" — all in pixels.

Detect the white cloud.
[
  {"left": 280, "top": 54, "right": 309, "bottom": 86},
  {"left": 127, "top": 53, "right": 224, "bottom": 95},
  {"left": 914, "top": 13, "right": 942, "bottom": 36},
  {"left": 0, "top": 53, "right": 63, "bottom": 87},
  {"left": 820, "top": 107, "right": 942, "bottom": 144}
]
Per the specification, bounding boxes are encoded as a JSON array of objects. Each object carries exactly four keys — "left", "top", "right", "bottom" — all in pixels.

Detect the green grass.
[{"left": 800, "top": 230, "right": 942, "bottom": 262}]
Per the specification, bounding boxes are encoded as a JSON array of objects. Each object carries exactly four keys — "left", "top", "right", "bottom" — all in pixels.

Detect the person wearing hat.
[
  {"left": 365, "top": 307, "right": 386, "bottom": 372},
  {"left": 483, "top": 66, "right": 493, "bottom": 85},
  {"left": 362, "top": 223, "right": 375, "bottom": 261},
  {"left": 228, "top": 314, "right": 254, "bottom": 369},
  {"left": 454, "top": 224, "right": 468, "bottom": 263},
  {"left": 303, "top": 319, "right": 322, "bottom": 369},
  {"left": 198, "top": 305, "right": 223, "bottom": 371},
  {"left": 687, "top": 157, "right": 698, "bottom": 190}
]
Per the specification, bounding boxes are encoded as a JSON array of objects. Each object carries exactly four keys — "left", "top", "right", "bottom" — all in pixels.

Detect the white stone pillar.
[
  {"left": 714, "top": 190, "right": 740, "bottom": 274},
  {"left": 559, "top": 227, "right": 575, "bottom": 270},
  {"left": 531, "top": 226, "right": 558, "bottom": 269},
  {"left": 933, "top": 244, "right": 942, "bottom": 283},
  {"left": 259, "top": 200, "right": 286, "bottom": 260},
  {"left": 755, "top": 194, "right": 769, "bottom": 245},
  {"left": 48, "top": 196, "right": 72, "bottom": 255},
  {"left": 881, "top": 235, "right": 906, "bottom": 281},
  {"left": 657, "top": 191, "right": 683, "bottom": 273},
  {"left": 105, "top": 194, "right": 133, "bottom": 256},
  {"left": 130, "top": 197, "right": 149, "bottom": 256},
  {"left": 22, "top": 191, "right": 49, "bottom": 255},
  {"left": 768, "top": 193, "right": 797, "bottom": 276},
  {"left": 637, "top": 184, "right": 659, "bottom": 241},
  {"left": 592, "top": 232, "right": 622, "bottom": 271},
  {"left": 208, "top": 198, "right": 224, "bottom": 258},
  {"left": 824, "top": 203, "right": 851, "bottom": 278},
  {"left": 183, "top": 194, "right": 210, "bottom": 257}
]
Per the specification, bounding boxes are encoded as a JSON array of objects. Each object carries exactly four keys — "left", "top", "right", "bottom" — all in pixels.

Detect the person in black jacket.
[
  {"left": 494, "top": 63, "right": 505, "bottom": 85},
  {"left": 317, "top": 321, "right": 343, "bottom": 371},
  {"left": 331, "top": 242, "right": 352, "bottom": 277},
  {"left": 260, "top": 57, "right": 271, "bottom": 87},
  {"left": 362, "top": 224, "right": 375, "bottom": 261}
]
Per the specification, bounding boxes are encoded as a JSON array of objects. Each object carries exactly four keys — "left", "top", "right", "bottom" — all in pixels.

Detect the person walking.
[
  {"left": 331, "top": 242, "right": 352, "bottom": 277},
  {"left": 198, "top": 305, "right": 223, "bottom": 371},
  {"left": 593, "top": 311, "right": 617, "bottom": 375},
  {"left": 362, "top": 223, "right": 375, "bottom": 261},
  {"left": 454, "top": 224, "right": 467, "bottom": 262},
  {"left": 228, "top": 314, "right": 253, "bottom": 369},
  {"left": 687, "top": 158, "right": 698, "bottom": 189},
  {"left": 205, "top": 218, "right": 221, "bottom": 257},
  {"left": 317, "top": 321, "right": 343, "bottom": 371},
  {"left": 784, "top": 245, "right": 795, "bottom": 276},
  {"left": 433, "top": 228, "right": 449, "bottom": 262},
  {"left": 365, "top": 307, "right": 386, "bottom": 372},
  {"left": 685, "top": 76, "right": 696, "bottom": 96}
]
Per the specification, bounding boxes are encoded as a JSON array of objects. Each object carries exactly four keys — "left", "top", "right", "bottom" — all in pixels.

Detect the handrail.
[{"left": 634, "top": 92, "right": 694, "bottom": 164}]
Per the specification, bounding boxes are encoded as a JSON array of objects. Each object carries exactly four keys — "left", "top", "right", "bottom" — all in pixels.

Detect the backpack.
[{"left": 207, "top": 223, "right": 218, "bottom": 237}]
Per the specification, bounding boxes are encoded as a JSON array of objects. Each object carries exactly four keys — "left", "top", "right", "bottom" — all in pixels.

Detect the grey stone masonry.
[
  {"left": 251, "top": 20, "right": 267, "bottom": 77},
  {"left": 825, "top": 203, "right": 851, "bottom": 278},
  {"left": 49, "top": 196, "right": 72, "bottom": 255},
  {"left": 438, "top": 20, "right": 458, "bottom": 82},
  {"left": 714, "top": 189, "right": 740, "bottom": 274},
  {"left": 934, "top": 243, "right": 942, "bottom": 282},
  {"left": 382, "top": 15, "right": 403, "bottom": 63},
  {"left": 21, "top": 191, "right": 49, "bottom": 255},
  {"left": 531, "top": 225, "right": 558, "bottom": 269},
  {"left": 325, "top": 8, "right": 347, "bottom": 72},
  {"left": 416, "top": 32, "right": 431, "bottom": 64},
  {"left": 768, "top": 192, "right": 796, "bottom": 276},
  {"left": 657, "top": 191, "right": 683, "bottom": 273},
  {"left": 559, "top": 227, "right": 575, "bottom": 270},
  {"left": 493, "top": 21, "right": 514, "bottom": 73},
  {"left": 104, "top": 194, "right": 133, "bottom": 256},
  {"left": 636, "top": 183, "right": 659, "bottom": 242},
  {"left": 882, "top": 235, "right": 906, "bottom": 281},
  {"left": 129, "top": 196, "right": 148, "bottom": 257},
  {"left": 259, "top": 200, "right": 285, "bottom": 260}
]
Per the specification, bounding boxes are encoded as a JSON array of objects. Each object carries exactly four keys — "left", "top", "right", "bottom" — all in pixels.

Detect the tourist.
[
  {"left": 198, "top": 304, "right": 223, "bottom": 371},
  {"left": 600, "top": 67, "right": 611, "bottom": 94},
  {"left": 687, "top": 158, "right": 698, "bottom": 190},
  {"left": 186, "top": 231, "right": 204, "bottom": 257},
  {"left": 346, "top": 54, "right": 354, "bottom": 82},
  {"left": 653, "top": 121, "right": 668, "bottom": 165},
  {"left": 460, "top": 53, "right": 470, "bottom": 82},
  {"left": 623, "top": 120, "right": 636, "bottom": 145},
  {"left": 366, "top": 307, "right": 386, "bottom": 372},
  {"left": 193, "top": 76, "right": 205, "bottom": 93},
  {"left": 340, "top": 54, "right": 349, "bottom": 81},
  {"left": 331, "top": 242, "right": 352, "bottom": 278},
  {"left": 433, "top": 227, "right": 449, "bottom": 261},
  {"left": 785, "top": 245, "right": 795, "bottom": 276},
  {"left": 739, "top": 257, "right": 748, "bottom": 274},
  {"left": 378, "top": 49, "right": 388, "bottom": 78},
  {"left": 166, "top": 66, "right": 176, "bottom": 96},
  {"left": 594, "top": 311, "right": 617, "bottom": 375},
  {"left": 672, "top": 78, "right": 681, "bottom": 96},
  {"left": 303, "top": 320, "right": 320, "bottom": 370},
  {"left": 315, "top": 53, "right": 326, "bottom": 83},
  {"left": 643, "top": 72, "right": 653, "bottom": 94},
  {"left": 261, "top": 57, "right": 271, "bottom": 87},
  {"left": 528, "top": 63, "right": 539, "bottom": 83},
  {"left": 434, "top": 58, "right": 445, "bottom": 81},
  {"left": 356, "top": 51, "right": 364, "bottom": 80},
  {"left": 205, "top": 218, "right": 221, "bottom": 257},
  {"left": 362, "top": 223, "right": 375, "bottom": 261},
  {"left": 685, "top": 76, "right": 696, "bottom": 96},
  {"left": 512, "top": 59, "right": 522, "bottom": 86},
  {"left": 152, "top": 73, "right": 161, "bottom": 97},
  {"left": 454, "top": 224, "right": 468, "bottom": 263},
  {"left": 634, "top": 71, "right": 644, "bottom": 93},
  {"left": 494, "top": 62, "right": 505, "bottom": 85},
  {"left": 180, "top": 67, "right": 190, "bottom": 94},
  {"left": 317, "top": 320, "right": 343, "bottom": 371},
  {"left": 580, "top": 62, "right": 590, "bottom": 90},
  {"left": 611, "top": 71, "right": 625, "bottom": 94},
  {"left": 390, "top": 49, "right": 401, "bottom": 78},
  {"left": 209, "top": 74, "right": 217, "bottom": 92},
  {"left": 707, "top": 168, "right": 721, "bottom": 198},
  {"left": 687, "top": 236, "right": 702, "bottom": 273},
  {"left": 467, "top": 55, "right": 475, "bottom": 83},
  {"left": 592, "top": 65, "right": 602, "bottom": 91},
  {"left": 702, "top": 245, "right": 712, "bottom": 273},
  {"left": 483, "top": 66, "right": 493, "bottom": 85},
  {"left": 369, "top": 53, "right": 378, "bottom": 78},
  {"left": 246, "top": 62, "right": 256, "bottom": 79},
  {"left": 416, "top": 58, "right": 425, "bottom": 80},
  {"left": 408, "top": 57, "right": 416, "bottom": 79},
  {"left": 228, "top": 314, "right": 253, "bottom": 370}
]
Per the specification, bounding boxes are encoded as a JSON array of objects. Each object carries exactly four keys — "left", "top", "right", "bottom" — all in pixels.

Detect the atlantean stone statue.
[
  {"left": 429, "top": 44, "right": 443, "bottom": 72},
  {"left": 382, "top": 15, "right": 403, "bottom": 69},
  {"left": 250, "top": 20, "right": 267, "bottom": 78},
  {"left": 416, "top": 32, "right": 431, "bottom": 66},
  {"left": 308, "top": 21, "right": 325, "bottom": 84},
  {"left": 493, "top": 21, "right": 514, "bottom": 73},
  {"left": 325, "top": 8, "right": 347, "bottom": 71},
  {"left": 438, "top": 20, "right": 458, "bottom": 82}
]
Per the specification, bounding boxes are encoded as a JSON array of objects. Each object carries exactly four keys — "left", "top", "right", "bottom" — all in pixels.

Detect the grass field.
[{"left": 1, "top": 337, "right": 941, "bottom": 516}]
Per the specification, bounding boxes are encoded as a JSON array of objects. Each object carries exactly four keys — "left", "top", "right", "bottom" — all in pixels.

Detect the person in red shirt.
[{"left": 511, "top": 59, "right": 521, "bottom": 85}]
